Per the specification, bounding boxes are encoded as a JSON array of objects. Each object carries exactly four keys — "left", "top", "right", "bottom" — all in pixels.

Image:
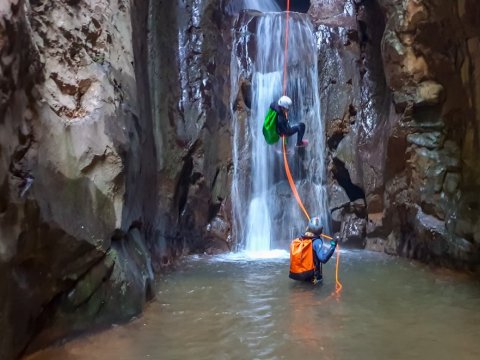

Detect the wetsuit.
[
  {"left": 302, "top": 233, "right": 337, "bottom": 282},
  {"left": 269, "top": 102, "right": 305, "bottom": 146}
]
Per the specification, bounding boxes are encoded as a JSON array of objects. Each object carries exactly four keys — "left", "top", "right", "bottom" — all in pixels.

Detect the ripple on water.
[
  {"left": 204, "top": 249, "right": 290, "bottom": 262},
  {"left": 25, "top": 250, "right": 480, "bottom": 360}
]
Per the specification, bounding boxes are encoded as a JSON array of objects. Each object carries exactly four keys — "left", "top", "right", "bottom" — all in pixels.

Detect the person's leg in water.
[
  {"left": 284, "top": 122, "right": 307, "bottom": 146},
  {"left": 313, "top": 255, "right": 323, "bottom": 284},
  {"left": 312, "top": 239, "right": 325, "bottom": 284}
]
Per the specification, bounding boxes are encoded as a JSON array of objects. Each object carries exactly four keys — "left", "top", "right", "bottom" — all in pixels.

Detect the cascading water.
[
  {"left": 231, "top": 9, "right": 329, "bottom": 253},
  {"left": 226, "top": 0, "right": 280, "bottom": 14},
  {"left": 244, "top": 0, "right": 280, "bottom": 11}
]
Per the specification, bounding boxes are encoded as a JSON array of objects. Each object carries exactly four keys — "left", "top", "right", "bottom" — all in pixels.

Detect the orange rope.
[
  {"left": 282, "top": 138, "right": 342, "bottom": 293},
  {"left": 282, "top": 136, "right": 310, "bottom": 220},
  {"left": 319, "top": 234, "right": 342, "bottom": 293},
  {"left": 280, "top": 1, "right": 342, "bottom": 293},
  {"left": 335, "top": 244, "right": 342, "bottom": 294},
  {"left": 281, "top": 0, "right": 309, "bottom": 220},
  {"left": 282, "top": 0, "right": 290, "bottom": 95}
]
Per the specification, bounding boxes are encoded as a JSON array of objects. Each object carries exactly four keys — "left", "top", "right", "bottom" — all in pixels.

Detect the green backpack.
[{"left": 262, "top": 108, "right": 280, "bottom": 144}]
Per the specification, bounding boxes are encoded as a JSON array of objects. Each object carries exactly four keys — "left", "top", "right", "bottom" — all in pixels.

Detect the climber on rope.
[
  {"left": 262, "top": 95, "right": 308, "bottom": 147},
  {"left": 289, "top": 216, "right": 338, "bottom": 285}
]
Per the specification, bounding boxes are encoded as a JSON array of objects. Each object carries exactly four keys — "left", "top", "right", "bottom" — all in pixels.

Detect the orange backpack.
[{"left": 289, "top": 238, "right": 315, "bottom": 280}]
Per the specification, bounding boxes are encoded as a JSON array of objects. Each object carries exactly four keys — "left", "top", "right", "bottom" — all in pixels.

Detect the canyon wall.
[
  {"left": 312, "top": 0, "right": 480, "bottom": 268},
  {"left": 143, "top": 0, "right": 233, "bottom": 260},
  {"left": 0, "top": 0, "right": 232, "bottom": 358},
  {"left": 0, "top": 1, "right": 155, "bottom": 357}
]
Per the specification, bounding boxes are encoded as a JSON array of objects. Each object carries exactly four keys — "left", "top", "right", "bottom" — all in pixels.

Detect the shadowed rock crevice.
[
  {"left": 331, "top": 158, "right": 365, "bottom": 203},
  {"left": 327, "top": 130, "right": 345, "bottom": 150},
  {"left": 240, "top": 80, "right": 252, "bottom": 109},
  {"left": 175, "top": 155, "right": 195, "bottom": 219}
]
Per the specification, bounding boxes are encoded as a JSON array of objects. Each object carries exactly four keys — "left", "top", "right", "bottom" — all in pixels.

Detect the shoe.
[
  {"left": 296, "top": 140, "right": 309, "bottom": 147},
  {"left": 312, "top": 275, "right": 323, "bottom": 285}
]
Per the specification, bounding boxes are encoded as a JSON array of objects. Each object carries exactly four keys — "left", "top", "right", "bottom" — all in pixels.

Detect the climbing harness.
[{"left": 281, "top": 0, "right": 342, "bottom": 293}]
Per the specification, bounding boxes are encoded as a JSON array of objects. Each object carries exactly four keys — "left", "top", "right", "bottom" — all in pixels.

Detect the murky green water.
[{"left": 27, "top": 250, "right": 480, "bottom": 360}]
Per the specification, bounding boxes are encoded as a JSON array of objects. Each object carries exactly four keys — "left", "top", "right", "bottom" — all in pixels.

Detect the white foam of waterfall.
[
  {"left": 227, "top": 0, "right": 280, "bottom": 13},
  {"left": 244, "top": 71, "right": 282, "bottom": 251},
  {"left": 244, "top": 0, "right": 280, "bottom": 12},
  {"left": 232, "top": 12, "right": 330, "bottom": 253}
]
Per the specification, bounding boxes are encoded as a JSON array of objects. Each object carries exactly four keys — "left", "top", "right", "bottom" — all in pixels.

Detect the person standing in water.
[{"left": 289, "top": 216, "right": 337, "bottom": 284}]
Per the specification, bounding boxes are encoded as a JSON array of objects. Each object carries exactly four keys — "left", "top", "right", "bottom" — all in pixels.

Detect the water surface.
[{"left": 27, "top": 250, "right": 480, "bottom": 360}]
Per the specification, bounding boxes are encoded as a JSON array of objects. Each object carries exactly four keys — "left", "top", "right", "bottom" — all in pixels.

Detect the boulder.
[
  {"left": 328, "top": 182, "right": 350, "bottom": 211},
  {"left": 406, "top": 131, "right": 444, "bottom": 149},
  {"left": 415, "top": 81, "right": 444, "bottom": 107},
  {"left": 340, "top": 213, "right": 366, "bottom": 247}
]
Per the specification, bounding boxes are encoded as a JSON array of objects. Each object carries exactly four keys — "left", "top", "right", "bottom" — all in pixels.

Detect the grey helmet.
[{"left": 306, "top": 216, "right": 323, "bottom": 236}]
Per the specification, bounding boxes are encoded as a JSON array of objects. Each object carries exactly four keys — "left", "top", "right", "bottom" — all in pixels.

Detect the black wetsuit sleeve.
[
  {"left": 276, "top": 116, "right": 289, "bottom": 135},
  {"left": 271, "top": 103, "right": 290, "bottom": 135}
]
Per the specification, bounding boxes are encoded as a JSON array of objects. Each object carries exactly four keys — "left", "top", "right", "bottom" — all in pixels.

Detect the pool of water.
[{"left": 27, "top": 250, "right": 480, "bottom": 360}]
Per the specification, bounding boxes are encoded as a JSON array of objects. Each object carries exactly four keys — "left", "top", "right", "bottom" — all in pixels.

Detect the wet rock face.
[
  {"left": 310, "top": 0, "right": 386, "bottom": 250},
  {"left": 312, "top": 0, "right": 480, "bottom": 267},
  {"left": 144, "top": 0, "right": 233, "bottom": 261},
  {"left": 1, "top": 0, "right": 144, "bottom": 358},
  {"left": 2, "top": 0, "right": 233, "bottom": 357}
]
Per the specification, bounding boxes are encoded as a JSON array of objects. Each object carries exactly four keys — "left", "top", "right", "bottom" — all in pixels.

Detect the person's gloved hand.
[{"left": 330, "top": 234, "right": 341, "bottom": 246}]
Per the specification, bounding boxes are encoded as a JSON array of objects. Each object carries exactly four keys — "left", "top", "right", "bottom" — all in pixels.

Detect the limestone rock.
[
  {"left": 328, "top": 182, "right": 350, "bottom": 211},
  {"left": 366, "top": 193, "right": 383, "bottom": 213},
  {"left": 340, "top": 213, "right": 366, "bottom": 247},
  {"left": 320, "top": 0, "right": 480, "bottom": 268},
  {"left": 365, "top": 237, "right": 387, "bottom": 252},
  {"left": 334, "top": 133, "right": 362, "bottom": 187},
  {"left": 366, "top": 232, "right": 397, "bottom": 254},
  {"left": 0, "top": 0, "right": 155, "bottom": 357},
  {"left": 406, "top": 132, "right": 443, "bottom": 149},
  {"left": 443, "top": 173, "right": 461, "bottom": 194},
  {"left": 415, "top": 81, "right": 444, "bottom": 106}
]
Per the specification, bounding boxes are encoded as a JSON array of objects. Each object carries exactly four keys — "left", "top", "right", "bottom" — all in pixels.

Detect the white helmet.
[{"left": 278, "top": 96, "right": 292, "bottom": 110}]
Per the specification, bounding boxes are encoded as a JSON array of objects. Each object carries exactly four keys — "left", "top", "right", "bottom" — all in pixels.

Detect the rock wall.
[
  {"left": 0, "top": 0, "right": 232, "bottom": 358},
  {"left": 311, "top": 0, "right": 480, "bottom": 268},
  {"left": 0, "top": 0, "right": 231, "bottom": 359},
  {"left": 0, "top": 1, "right": 155, "bottom": 358},
  {"left": 144, "top": 0, "right": 233, "bottom": 261}
]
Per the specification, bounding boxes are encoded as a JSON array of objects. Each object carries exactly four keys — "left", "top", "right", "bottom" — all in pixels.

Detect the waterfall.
[
  {"left": 226, "top": 0, "right": 280, "bottom": 14},
  {"left": 231, "top": 10, "right": 329, "bottom": 252},
  {"left": 244, "top": 0, "right": 280, "bottom": 12}
]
